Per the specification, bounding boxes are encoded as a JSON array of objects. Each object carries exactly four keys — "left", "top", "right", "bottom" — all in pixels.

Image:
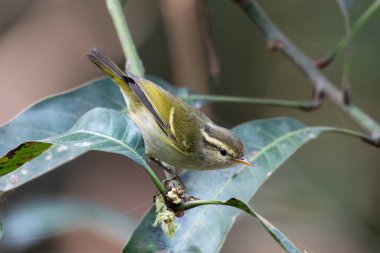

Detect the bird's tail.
[{"left": 86, "top": 48, "right": 131, "bottom": 91}]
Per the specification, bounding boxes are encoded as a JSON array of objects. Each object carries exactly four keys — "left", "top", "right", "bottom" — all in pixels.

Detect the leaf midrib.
[{"left": 48, "top": 129, "right": 145, "bottom": 165}]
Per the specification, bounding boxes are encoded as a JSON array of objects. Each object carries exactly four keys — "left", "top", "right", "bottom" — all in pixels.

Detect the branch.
[
  {"left": 234, "top": 0, "right": 380, "bottom": 145},
  {"left": 183, "top": 94, "right": 320, "bottom": 111},
  {"left": 106, "top": 0, "right": 145, "bottom": 76},
  {"left": 336, "top": 0, "right": 352, "bottom": 104},
  {"left": 316, "top": 0, "right": 380, "bottom": 68},
  {"left": 142, "top": 161, "right": 167, "bottom": 195}
]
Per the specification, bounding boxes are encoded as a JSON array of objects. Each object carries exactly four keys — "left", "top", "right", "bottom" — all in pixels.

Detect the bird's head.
[{"left": 197, "top": 123, "right": 252, "bottom": 169}]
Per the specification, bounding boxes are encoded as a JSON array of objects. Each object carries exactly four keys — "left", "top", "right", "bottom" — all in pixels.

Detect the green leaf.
[
  {"left": 125, "top": 118, "right": 333, "bottom": 253},
  {"left": 0, "top": 107, "right": 147, "bottom": 192},
  {"left": 0, "top": 142, "right": 52, "bottom": 176},
  {"left": 179, "top": 198, "right": 300, "bottom": 253},
  {"left": 0, "top": 77, "right": 125, "bottom": 190},
  {"left": 0, "top": 77, "right": 125, "bottom": 153},
  {"left": 45, "top": 107, "right": 146, "bottom": 165},
  {"left": 0, "top": 199, "right": 137, "bottom": 250}
]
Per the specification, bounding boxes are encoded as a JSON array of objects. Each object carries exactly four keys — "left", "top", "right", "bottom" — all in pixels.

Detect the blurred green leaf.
[
  {"left": 0, "top": 199, "right": 137, "bottom": 251},
  {"left": 125, "top": 118, "right": 333, "bottom": 253}
]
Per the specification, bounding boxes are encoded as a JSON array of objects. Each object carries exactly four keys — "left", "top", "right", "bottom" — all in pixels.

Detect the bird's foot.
[
  {"left": 147, "top": 157, "right": 199, "bottom": 216},
  {"left": 163, "top": 174, "right": 185, "bottom": 191},
  {"left": 147, "top": 157, "right": 186, "bottom": 190}
]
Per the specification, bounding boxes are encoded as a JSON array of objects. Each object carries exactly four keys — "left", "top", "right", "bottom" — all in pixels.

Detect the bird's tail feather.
[{"left": 86, "top": 48, "right": 129, "bottom": 89}]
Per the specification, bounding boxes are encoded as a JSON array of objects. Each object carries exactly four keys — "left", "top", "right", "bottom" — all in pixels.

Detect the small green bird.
[{"left": 86, "top": 48, "right": 252, "bottom": 171}]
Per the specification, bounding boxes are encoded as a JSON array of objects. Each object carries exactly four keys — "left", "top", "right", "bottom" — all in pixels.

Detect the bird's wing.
[{"left": 128, "top": 76, "right": 199, "bottom": 153}]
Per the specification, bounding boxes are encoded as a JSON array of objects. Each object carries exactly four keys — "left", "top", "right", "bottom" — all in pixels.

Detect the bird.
[{"left": 86, "top": 48, "right": 252, "bottom": 173}]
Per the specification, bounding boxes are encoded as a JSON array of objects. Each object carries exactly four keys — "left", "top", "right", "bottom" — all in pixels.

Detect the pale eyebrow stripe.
[{"left": 200, "top": 128, "right": 233, "bottom": 154}]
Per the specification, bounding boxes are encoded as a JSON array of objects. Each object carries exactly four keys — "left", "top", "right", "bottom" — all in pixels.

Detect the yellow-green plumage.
[{"left": 86, "top": 48, "right": 251, "bottom": 170}]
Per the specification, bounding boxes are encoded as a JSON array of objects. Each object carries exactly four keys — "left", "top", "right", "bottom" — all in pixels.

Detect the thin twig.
[
  {"left": 183, "top": 94, "right": 320, "bottom": 111},
  {"left": 315, "top": 0, "right": 380, "bottom": 68},
  {"left": 142, "top": 161, "right": 167, "bottom": 195},
  {"left": 234, "top": 0, "right": 380, "bottom": 145},
  {"left": 106, "top": 0, "right": 145, "bottom": 76},
  {"left": 337, "top": 0, "right": 352, "bottom": 104}
]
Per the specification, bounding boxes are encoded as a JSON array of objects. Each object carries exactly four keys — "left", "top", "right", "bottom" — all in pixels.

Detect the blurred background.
[{"left": 0, "top": 0, "right": 379, "bottom": 252}]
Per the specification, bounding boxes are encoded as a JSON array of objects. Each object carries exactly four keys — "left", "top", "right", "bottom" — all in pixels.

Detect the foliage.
[{"left": 1, "top": 0, "right": 379, "bottom": 252}]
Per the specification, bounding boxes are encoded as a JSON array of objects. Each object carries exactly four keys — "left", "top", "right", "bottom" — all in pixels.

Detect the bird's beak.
[{"left": 235, "top": 156, "right": 253, "bottom": 167}]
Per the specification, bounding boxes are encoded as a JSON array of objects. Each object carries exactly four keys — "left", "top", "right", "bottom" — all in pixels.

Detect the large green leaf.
[
  {"left": 125, "top": 118, "right": 333, "bottom": 253},
  {"left": 0, "top": 107, "right": 147, "bottom": 193},
  {"left": 0, "top": 76, "right": 198, "bottom": 192},
  {"left": 0, "top": 78, "right": 124, "bottom": 191},
  {"left": 0, "top": 78, "right": 125, "bottom": 153}
]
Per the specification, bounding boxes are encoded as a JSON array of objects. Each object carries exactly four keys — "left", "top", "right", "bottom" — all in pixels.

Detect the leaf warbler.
[{"left": 86, "top": 48, "right": 252, "bottom": 170}]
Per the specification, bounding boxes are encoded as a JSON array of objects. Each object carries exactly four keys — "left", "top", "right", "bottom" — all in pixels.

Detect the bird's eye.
[{"left": 220, "top": 149, "right": 227, "bottom": 156}]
